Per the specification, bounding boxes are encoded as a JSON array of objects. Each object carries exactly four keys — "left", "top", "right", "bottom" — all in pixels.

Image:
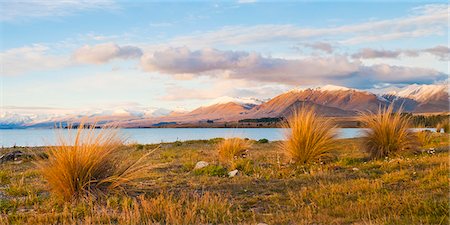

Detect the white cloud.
[
  {"left": 73, "top": 42, "right": 143, "bottom": 64},
  {"left": 141, "top": 47, "right": 446, "bottom": 88},
  {"left": 0, "top": 44, "right": 70, "bottom": 76},
  {"left": 300, "top": 42, "right": 335, "bottom": 54},
  {"left": 160, "top": 78, "right": 278, "bottom": 102},
  {"left": 352, "top": 45, "right": 450, "bottom": 61},
  {"left": 0, "top": 0, "right": 118, "bottom": 21},
  {"left": 168, "top": 4, "right": 448, "bottom": 47}
]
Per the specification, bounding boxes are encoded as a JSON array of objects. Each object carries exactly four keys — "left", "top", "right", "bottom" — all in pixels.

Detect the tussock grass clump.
[
  {"left": 416, "top": 131, "right": 433, "bottom": 147},
  {"left": 217, "top": 138, "right": 251, "bottom": 166},
  {"left": 280, "top": 107, "right": 336, "bottom": 164},
  {"left": 359, "top": 106, "right": 413, "bottom": 159},
  {"left": 37, "top": 124, "right": 154, "bottom": 201},
  {"left": 436, "top": 118, "right": 450, "bottom": 133}
]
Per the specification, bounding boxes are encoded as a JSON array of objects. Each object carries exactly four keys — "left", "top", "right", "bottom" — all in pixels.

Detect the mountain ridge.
[{"left": 2, "top": 84, "right": 448, "bottom": 128}]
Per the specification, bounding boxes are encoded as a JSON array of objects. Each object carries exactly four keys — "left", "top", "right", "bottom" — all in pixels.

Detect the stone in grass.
[
  {"left": 0, "top": 151, "right": 25, "bottom": 164},
  {"left": 228, "top": 169, "right": 238, "bottom": 177},
  {"left": 194, "top": 161, "right": 209, "bottom": 170}
]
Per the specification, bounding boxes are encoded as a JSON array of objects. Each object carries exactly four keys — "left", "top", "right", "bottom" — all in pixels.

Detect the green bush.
[
  {"left": 257, "top": 138, "right": 269, "bottom": 144},
  {"left": 232, "top": 158, "right": 254, "bottom": 175},
  {"left": 193, "top": 165, "right": 228, "bottom": 177}
]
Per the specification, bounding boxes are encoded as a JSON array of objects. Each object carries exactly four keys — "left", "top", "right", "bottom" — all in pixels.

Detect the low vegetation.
[
  {"left": 0, "top": 132, "right": 448, "bottom": 224},
  {"left": 281, "top": 107, "right": 336, "bottom": 164},
  {"left": 407, "top": 113, "right": 450, "bottom": 127},
  {"left": 416, "top": 130, "right": 434, "bottom": 147},
  {"left": 359, "top": 106, "right": 414, "bottom": 159},
  {"left": 436, "top": 117, "right": 450, "bottom": 133},
  {"left": 217, "top": 138, "right": 251, "bottom": 167},
  {"left": 36, "top": 125, "right": 155, "bottom": 201}
]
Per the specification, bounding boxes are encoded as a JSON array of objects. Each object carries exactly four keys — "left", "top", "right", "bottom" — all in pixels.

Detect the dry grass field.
[{"left": 0, "top": 132, "right": 448, "bottom": 224}]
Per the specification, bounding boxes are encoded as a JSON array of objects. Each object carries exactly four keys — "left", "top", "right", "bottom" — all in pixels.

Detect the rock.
[
  {"left": 194, "top": 161, "right": 209, "bottom": 170},
  {"left": 257, "top": 223, "right": 268, "bottom": 225},
  {"left": 228, "top": 169, "right": 238, "bottom": 177},
  {"left": 0, "top": 151, "right": 25, "bottom": 164},
  {"left": 352, "top": 167, "right": 359, "bottom": 171}
]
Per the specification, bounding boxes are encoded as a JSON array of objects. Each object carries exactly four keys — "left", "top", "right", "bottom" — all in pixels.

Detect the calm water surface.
[{"left": 0, "top": 128, "right": 436, "bottom": 147}]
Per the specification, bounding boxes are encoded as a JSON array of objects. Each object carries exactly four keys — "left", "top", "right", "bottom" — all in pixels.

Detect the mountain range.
[{"left": 1, "top": 84, "right": 448, "bottom": 128}]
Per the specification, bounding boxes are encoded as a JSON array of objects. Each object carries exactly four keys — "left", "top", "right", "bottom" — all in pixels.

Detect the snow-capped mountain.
[
  {"left": 249, "top": 85, "right": 385, "bottom": 117},
  {"left": 0, "top": 105, "right": 175, "bottom": 128},
  {"left": 2, "top": 84, "right": 448, "bottom": 128},
  {"left": 205, "top": 96, "right": 264, "bottom": 108},
  {"left": 381, "top": 84, "right": 449, "bottom": 113},
  {"left": 290, "top": 84, "right": 351, "bottom": 93},
  {"left": 386, "top": 84, "right": 448, "bottom": 102}
]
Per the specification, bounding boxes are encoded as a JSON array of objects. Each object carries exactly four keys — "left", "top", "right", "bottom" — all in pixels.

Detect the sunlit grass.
[
  {"left": 416, "top": 131, "right": 433, "bottom": 147},
  {"left": 36, "top": 124, "right": 155, "bottom": 201},
  {"left": 436, "top": 118, "right": 450, "bottom": 133},
  {"left": 217, "top": 138, "right": 251, "bottom": 166},
  {"left": 0, "top": 136, "right": 448, "bottom": 224},
  {"left": 359, "top": 106, "right": 413, "bottom": 159},
  {"left": 280, "top": 107, "right": 336, "bottom": 164}
]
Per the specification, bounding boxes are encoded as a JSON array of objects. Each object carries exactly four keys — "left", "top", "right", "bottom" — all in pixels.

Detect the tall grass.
[
  {"left": 217, "top": 138, "right": 251, "bottom": 166},
  {"left": 416, "top": 131, "right": 433, "bottom": 147},
  {"left": 37, "top": 124, "right": 155, "bottom": 201},
  {"left": 359, "top": 106, "right": 413, "bottom": 159},
  {"left": 436, "top": 118, "right": 450, "bottom": 133},
  {"left": 280, "top": 107, "right": 336, "bottom": 164}
]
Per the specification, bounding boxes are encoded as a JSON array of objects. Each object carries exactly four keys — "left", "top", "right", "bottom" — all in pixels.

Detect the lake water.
[{"left": 0, "top": 128, "right": 437, "bottom": 147}]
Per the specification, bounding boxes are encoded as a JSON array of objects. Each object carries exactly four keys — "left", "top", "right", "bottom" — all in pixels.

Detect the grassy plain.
[{"left": 0, "top": 134, "right": 448, "bottom": 224}]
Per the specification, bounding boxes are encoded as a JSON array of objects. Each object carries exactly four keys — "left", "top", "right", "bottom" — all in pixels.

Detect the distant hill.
[{"left": 2, "top": 84, "right": 448, "bottom": 128}]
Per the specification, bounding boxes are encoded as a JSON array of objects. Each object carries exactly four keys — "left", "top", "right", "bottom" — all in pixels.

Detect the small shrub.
[
  {"left": 257, "top": 138, "right": 269, "bottom": 144},
  {"left": 359, "top": 106, "right": 414, "bottom": 159},
  {"left": 36, "top": 124, "right": 155, "bottom": 201},
  {"left": 416, "top": 131, "right": 433, "bottom": 147},
  {"left": 134, "top": 144, "right": 145, "bottom": 150},
  {"left": 217, "top": 138, "right": 251, "bottom": 166},
  {"left": 232, "top": 158, "right": 254, "bottom": 175},
  {"left": 436, "top": 119, "right": 450, "bottom": 133},
  {"left": 182, "top": 162, "right": 196, "bottom": 172},
  {"left": 5, "top": 185, "right": 29, "bottom": 197},
  {"left": 192, "top": 165, "right": 228, "bottom": 177},
  {"left": 0, "top": 171, "right": 10, "bottom": 185},
  {"left": 280, "top": 107, "right": 336, "bottom": 164},
  {"left": 208, "top": 138, "right": 224, "bottom": 144}
]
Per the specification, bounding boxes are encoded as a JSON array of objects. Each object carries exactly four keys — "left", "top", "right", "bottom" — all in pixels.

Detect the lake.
[{"left": 0, "top": 128, "right": 437, "bottom": 147}]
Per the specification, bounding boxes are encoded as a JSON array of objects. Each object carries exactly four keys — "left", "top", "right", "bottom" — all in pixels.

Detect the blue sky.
[{"left": 1, "top": 0, "right": 448, "bottom": 113}]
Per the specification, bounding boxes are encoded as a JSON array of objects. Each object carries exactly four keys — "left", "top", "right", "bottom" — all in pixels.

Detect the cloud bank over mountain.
[{"left": 140, "top": 47, "right": 446, "bottom": 88}]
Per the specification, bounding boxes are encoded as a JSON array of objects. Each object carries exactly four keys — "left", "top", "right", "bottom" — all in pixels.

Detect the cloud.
[
  {"left": 0, "top": 44, "right": 70, "bottom": 76},
  {"left": 168, "top": 4, "right": 448, "bottom": 47},
  {"left": 160, "top": 78, "right": 284, "bottom": 103},
  {"left": 141, "top": 47, "right": 446, "bottom": 88},
  {"left": 352, "top": 45, "right": 450, "bottom": 61},
  {"left": 352, "top": 48, "right": 402, "bottom": 59},
  {"left": 1, "top": 42, "right": 143, "bottom": 75},
  {"left": 160, "top": 79, "right": 250, "bottom": 101},
  {"left": 423, "top": 45, "right": 450, "bottom": 60},
  {"left": 73, "top": 43, "right": 143, "bottom": 64},
  {"left": 1, "top": 0, "right": 118, "bottom": 21},
  {"left": 141, "top": 47, "right": 254, "bottom": 74},
  {"left": 301, "top": 42, "right": 335, "bottom": 53}
]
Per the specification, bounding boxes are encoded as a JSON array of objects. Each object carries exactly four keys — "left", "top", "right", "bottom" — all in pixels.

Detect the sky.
[{"left": 1, "top": 0, "right": 449, "bottom": 113}]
